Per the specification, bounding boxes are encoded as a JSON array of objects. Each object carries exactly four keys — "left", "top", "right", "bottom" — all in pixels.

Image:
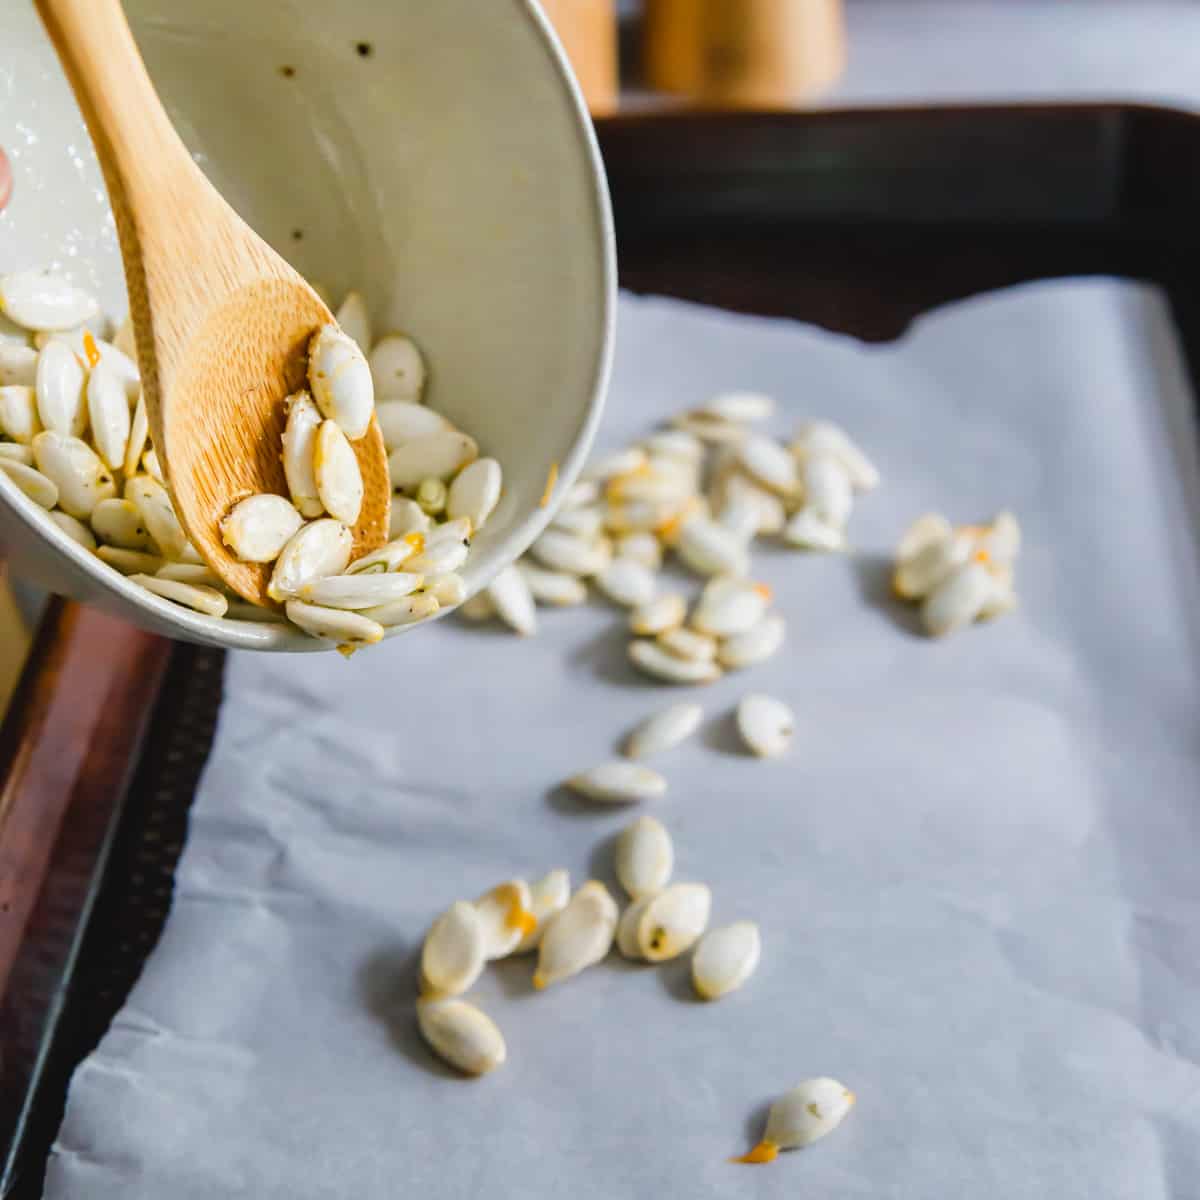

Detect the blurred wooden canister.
[
  {"left": 538, "top": 0, "right": 620, "bottom": 116},
  {"left": 645, "top": 0, "right": 846, "bottom": 107}
]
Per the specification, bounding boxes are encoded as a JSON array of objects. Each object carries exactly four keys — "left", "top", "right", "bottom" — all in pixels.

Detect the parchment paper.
[{"left": 46, "top": 281, "right": 1200, "bottom": 1199}]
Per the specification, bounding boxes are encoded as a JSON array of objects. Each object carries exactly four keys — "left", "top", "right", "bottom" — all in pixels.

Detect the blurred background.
[{"left": 543, "top": 0, "right": 1200, "bottom": 115}]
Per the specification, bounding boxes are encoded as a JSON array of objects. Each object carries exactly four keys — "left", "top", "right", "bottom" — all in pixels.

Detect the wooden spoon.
[{"left": 34, "top": 0, "right": 390, "bottom": 605}]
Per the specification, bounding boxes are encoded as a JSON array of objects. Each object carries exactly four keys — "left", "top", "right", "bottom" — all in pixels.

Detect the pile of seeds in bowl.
[{"left": 0, "top": 268, "right": 502, "bottom": 648}]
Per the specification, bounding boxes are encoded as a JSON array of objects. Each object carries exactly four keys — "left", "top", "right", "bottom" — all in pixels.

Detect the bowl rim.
[{"left": 2, "top": 0, "right": 617, "bottom": 652}]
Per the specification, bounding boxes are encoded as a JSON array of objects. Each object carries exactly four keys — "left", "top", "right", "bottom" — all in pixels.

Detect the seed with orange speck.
[{"left": 735, "top": 1078, "right": 855, "bottom": 1164}]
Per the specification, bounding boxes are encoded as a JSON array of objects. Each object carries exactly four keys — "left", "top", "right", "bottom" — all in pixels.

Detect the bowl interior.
[{"left": 0, "top": 0, "right": 613, "bottom": 649}]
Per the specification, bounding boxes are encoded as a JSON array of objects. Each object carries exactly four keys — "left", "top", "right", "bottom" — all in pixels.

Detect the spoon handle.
[{"left": 34, "top": 0, "right": 221, "bottom": 389}]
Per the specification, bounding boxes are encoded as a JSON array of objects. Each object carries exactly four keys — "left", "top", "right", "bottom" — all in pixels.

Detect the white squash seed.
[
  {"left": 533, "top": 880, "right": 618, "bottom": 989},
  {"left": 566, "top": 761, "right": 667, "bottom": 805},
  {"left": 49, "top": 510, "right": 96, "bottom": 550},
  {"left": 334, "top": 290, "right": 371, "bottom": 352},
  {"left": 895, "top": 512, "right": 952, "bottom": 564},
  {"left": 0, "top": 269, "right": 99, "bottom": 331},
  {"left": 582, "top": 445, "right": 646, "bottom": 483},
  {"left": 447, "top": 457, "right": 502, "bottom": 530},
  {"left": 219, "top": 493, "right": 303, "bottom": 563},
  {"left": 800, "top": 454, "right": 853, "bottom": 528},
  {"left": 389, "top": 495, "right": 431, "bottom": 541},
  {"left": 0, "top": 443, "right": 32, "bottom": 465},
  {"left": 0, "top": 343, "right": 38, "bottom": 387},
  {"left": 458, "top": 591, "right": 496, "bottom": 622},
  {"left": 699, "top": 390, "right": 775, "bottom": 423},
  {"left": 281, "top": 390, "right": 324, "bottom": 517},
  {"left": 421, "top": 900, "right": 487, "bottom": 997},
  {"left": 616, "top": 895, "right": 656, "bottom": 960},
  {"left": 415, "top": 476, "right": 447, "bottom": 516},
  {"left": 793, "top": 419, "right": 879, "bottom": 491},
  {"left": 85, "top": 361, "right": 131, "bottom": 470},
  {"left": 921, "top": 560, "right": 996, "bottom": 637},
  {"left": 388, "top": 431, "right": 478, "bottom": 491},
  {"left": 361, "top": 592, "right": 440, "bottom": 628},
  {"left": 691, "top": 576, "right": 771, "bottom": 638},
  {"left": 0, "top": 459, "right": 58, "bottom": 508},
  {"left": 0, "top": 384, "right": 41, "bottom": 443},
  {"left": 657, "top": 627, "right": 717, "bottom": 663},
  {"left": 615, "top": 815, "right": 674, "bottom": 900},
  {"left": 474, "top": 880, "right": 537, "bottom": 960},
  {"left": 718, "top": 612, "right": 786, "bottom": 669},
  {"left": 346, "top": 531, "right": 424, "bottom": 575},
  {"left": 130, "top": 573, "right": 228, "bottom": 617},
  {"left": 156, "top": 562, "right": 223, "bottom": 588},
  {"left": 781, "top": 508, "right": 844, "bottom": 552},
  {"left": 407, "top": 536, "right": 469, "bottom": 577},
  {"left": 307, "top": 323, "right": 375, "bottom": 440},
  {"left": 736, "top": 434, "right": 797, "bottom": 494},
  {"left": 125, "top": 473, "right": 187, "bottom": 559},
  {"left": 595, "top": 557, "right": 657, "bottom": 608},
  {"left": 142, "top": 447, "right": 163, "bottom": 484},
  {"left": 123, "top": 388, "right": 149, "bottom": 479},
  {"left": 636, "top": 882, "right": 711, "bottom": 962},
  {"left": 416, "top": 997, "right": 506, "bottom": 1076},
  {"left": 369, "top": 333, "right": 426, "bottom": 402},
  {"left": 737, "top": 1078, "right": 856, "bottom": 1162},
  {"left": 692, "top": 920, "right": 760, "bottom": 1000},
  {"left": 675, "top": 514, "right": 750, "bottom": 578},
  {"left": 642, "top": 429, "right": 705, "bottom": 462},
  {"left": 267, "top": 518, "right": 354, "bottom": 601},
  {"left": 530, "top": 528, "right": 611, "bottom": 577},
  {"left": 629, "top": 593, "right": 686, "bottom": 636},
  {"left": 628, "top": 639, "right": 722, "bottom": 685},
  {"left": 624, "top": 702, "right": 703, "bottom": 759},
  {"left": 299, "top": 571, "right": 423, "bottom": 609},
  {"left": 517, "top": 562, "right": 588, "bottom": 607},
  {"left": 375, "top": 399, "right": 448, "bottom": 450},
  {"left": 736, "top": 693, "right": 795, "bottom": 758},
  {"left": 614, "top": 530, "right": 662, "bottom": 569},
  {"left": 487, "top": 563, "right": 537, "bottom": 635},
  {"left": 313, "top": 418, "right": 364, "bottom": 525},
  {"left": 35, "top": 339, "right": 87, "bottom": 437},
  {"left": 96, "top": 546, "right": 164, "bottom": 575},
  {"left": 91, "top": 497, "right": 154, "bottom": 550},
  {"left": 551, "top": 504, "right": 604, "bottom": 540},
  {"left": 32, "top": 431, "right": 115, "bottom": 519},
  {"left": 425, "top": 572, "right": 467, "bottom": 607},
  {"left": 514, "top": 868, "right": 570, "bottom": 954}
]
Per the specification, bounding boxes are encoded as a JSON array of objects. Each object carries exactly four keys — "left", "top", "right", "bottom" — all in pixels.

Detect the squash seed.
[
  {"left": 299, "top": 571, "right": 423, "bottom": 609},
  {"left": 447, "top": 457, "right": 502, "bottom": 530},
  {"left": 474, "top": 880, "right": 537, "bottom": 960},
  {"left": 692, "top": 920, "right": 760, "bottom": 1000},
  {"left": 125, "top": 473, "right": 187, "bottom": 559},
  {"left": 96, "top": 546, "right": 164, "bottom": 575},
  {"left": 657, "top": 627, "right": 717, "bottom": 663},
  {"left": 691, "top": 576, "right": 770, "bottom": 638},
  {"left": 268, "top": 519, "right": 354, "bottom": 601},
  {"left": 636, "top": 882, "right": 711, "bottom": 962},
  {"left": 0, "top": 459, "right": 57, "bottom": 508},
  {"left": 736, "top": 693, "right": 795, "bottom": 758},
  {"left": 487, "top": 563, "right": 537, "bottom": 635},
  {"left": 616, "top": 895, "right": 656, "bottom": 960},
  {"left": 718, "top": 612, "right": 786, "bottom": 670},
  {"left": 130, "top": 573, "right": 228, "bottom": 617},
  {"left": 0, "top": 269, "right": 99, "bottom": 331},
  {"left": 123, "top": 388, "right": 149, "bottom": 479},
  {"left": 514, "top": 868, "right": 570, "bottom": 954},
  {"left": 334, "top": 290, "right": 371, "bottom": 352},
  {"left": 307, "top": 323, "right": 375, "bottom": 440},
  {"left": 369, "top": 333, "right": 426, "bottom": 402},
  {"left": 361, "top": 591, "right": 440, "bottom": 628},
  {"left": 85, "top": 361, "right": 131, "bottom": 470},
  {"left": 0, "top": 384, "right": 41, "bottom": 443},
  {"left": 624, "top": 702, "right": 703, "bottom": 759},
  {"left": 32, "top": 431, "right": 115, "bottom": 519},
  {"left": 91, "top": 497, "right": 155, "bottom": 551},
  {"left": 629, "top": 593, "right": 686, "bottom": 637},
  {"left": 615, "top": 815, "right": 674, "bottom": 899},
  {"left": 566, "top": 761, "right": 667, "bottom": 805},
  {"left": 595, "top": 557, "right": 658, "bottom": 608},
  {"left": 421, "top": 900, "right": 487, "bottom": 997},
  {"left": 735, "top": 1078, "right": 855, "bottom": 1163},
  {"left": 628, "top": 639, "right": 722, "bottom": 685},
  {"left": 533, "top": 881, "right": 618, "bottom": 989},
  {"left": 49, "top": 510, "right": 96, "bottom": 550},
  {"left": 35, "top": 339, "right": 87, "bottom": 437},
  {"left": 388, "top": 431, "right": 478, "bottom": 490},
  {"left": 281, "top": 390, "right": 325, "bottom": 517},
  {"left": 220, "top": 493, "right": 304, "bottom": 563},
  {"left": 313, "top": 418, "right": 364, "bottom": 525},
  {"left": 416, "top": 998, "right": 506, "bottom": 1076},
  {"left": 517, "top": 562, "right": 588, "bottom": 607}
]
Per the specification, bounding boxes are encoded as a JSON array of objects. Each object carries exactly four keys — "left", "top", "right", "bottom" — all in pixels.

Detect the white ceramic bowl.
[{"left": 0, "top": 0, "right": 614, "bottom": 650}]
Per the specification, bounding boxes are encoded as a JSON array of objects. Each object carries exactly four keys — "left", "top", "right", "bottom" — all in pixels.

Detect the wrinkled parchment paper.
[{"left": 47, "top": 282, "right": 1200, "bottom": 1199}]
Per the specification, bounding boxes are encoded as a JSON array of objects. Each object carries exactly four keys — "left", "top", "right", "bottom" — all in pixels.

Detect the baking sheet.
[{"left": 45, "top": 281, "right": 1200, "bottom": 1199}]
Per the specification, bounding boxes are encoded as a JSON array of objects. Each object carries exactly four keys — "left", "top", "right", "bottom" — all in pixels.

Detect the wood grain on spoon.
[{"left": 33, "top": 0, "right": 390, "bottom": 606}]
